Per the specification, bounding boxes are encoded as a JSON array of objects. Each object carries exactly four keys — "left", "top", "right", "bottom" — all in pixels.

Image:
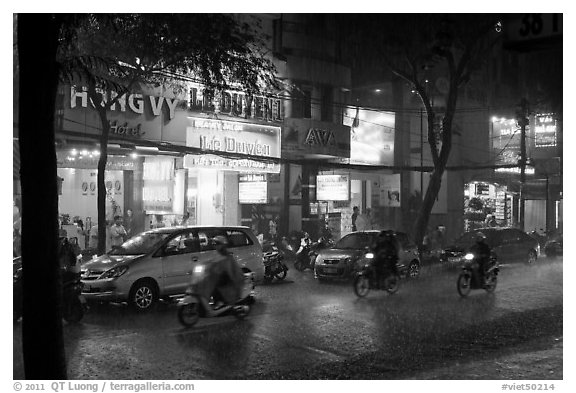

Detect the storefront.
[
  {"left": 59, "top": 82, "right": 283, "bottom": 241},
  {"left": 463, "top": 181, "right": 514, "bottom": 231}
]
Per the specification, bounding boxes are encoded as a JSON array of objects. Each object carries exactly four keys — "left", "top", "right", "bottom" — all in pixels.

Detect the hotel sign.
[{"left": 184, "top": 117, "right": 281, "bottom": 173}]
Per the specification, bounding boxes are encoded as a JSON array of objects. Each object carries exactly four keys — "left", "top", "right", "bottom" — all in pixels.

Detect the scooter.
[
  {"left": 177, "top": 265, "right": 256, "bottom": 327},
  {"left": 457, "top": 252, "right": 499, "bottom": 297},
  {"left": 13, "top": 257, "right": 86, "bottom": 323},
  {"left": 61, "top": 268, "right": 87, "bottom": 323},
  {"left": 353, "top": 253, "right": 400, "bottom": 297},
  {"left": 13, "top": 257, "right": 22, "bottom": 322},
  {"left": 294, "top": 237, "right": 334, "bottom": 272},
  {"left": 262, "top": 241, "right": 289, "bottom": 282}
]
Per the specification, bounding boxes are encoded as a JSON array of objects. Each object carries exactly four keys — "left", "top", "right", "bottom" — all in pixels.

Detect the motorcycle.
[
  {"left": 456, "top": 252, "right": 499, "bottom": 297},
  {"left": 13, "top": 257, "right": 22, "bottom": 322},
  {"left": 61, "top": 268, "right": 87, "bottom": 323},
  {"left": 262, "top": 241, "right": 289, "bottom": 283},
  {"left": 294, "top": 237, "right": 334, "bottom": 272},
  {"left": 177, "top": 265, "right": 256, "bottom": 327},
  {"left": 13, "top": 257, "right": 86, "bottom": 323},
  {"left": 353, "top": 253, "right": 400, "bottom": 297}
]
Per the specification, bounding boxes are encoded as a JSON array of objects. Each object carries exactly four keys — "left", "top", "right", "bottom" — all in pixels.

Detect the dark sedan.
[
  {"left": 314, "top": 230, "right": 421, "bottom": 281},
  {"left": 440, "top": 227, "right": 540, "bottom": 267}
]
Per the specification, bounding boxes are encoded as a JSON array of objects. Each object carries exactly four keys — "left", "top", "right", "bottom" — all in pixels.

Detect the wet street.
[{"left": 13, "top": 257, "right": 563, "bottom": 379}]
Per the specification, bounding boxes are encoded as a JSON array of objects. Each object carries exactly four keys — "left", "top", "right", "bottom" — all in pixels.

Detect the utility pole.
[{"left": 517, "top": 98, "right": 529, "bottom": 231}]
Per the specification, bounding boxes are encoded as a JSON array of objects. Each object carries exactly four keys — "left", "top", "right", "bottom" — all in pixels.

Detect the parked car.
[
  {"left": 544, "top": 230, "right": 562, "bottom": 257},
  {"left": 440, "top": 227, "right": 540, "bottom": 267},
  {"left": 80, "top": 226, "right": 264, "bottom": 311},
  {"left": 314, "top": 230, "right": 421, "bottom": 281}
]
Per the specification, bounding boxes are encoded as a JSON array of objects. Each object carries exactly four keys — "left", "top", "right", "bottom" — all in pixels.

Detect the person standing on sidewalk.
[{"left": 110, "top": 215, "right": 127, "bottom": 248}]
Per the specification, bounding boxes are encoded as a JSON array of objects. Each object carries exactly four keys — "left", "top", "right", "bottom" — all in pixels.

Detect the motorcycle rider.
[
  {"left": 372, "top": 230, "right": 399, "bottom": 284},
  {"left": 469, "top": 231, "right": 492, "bottom": 284},
  {"left": 195, "top": 235, "right": 244, "bottom": 308}
]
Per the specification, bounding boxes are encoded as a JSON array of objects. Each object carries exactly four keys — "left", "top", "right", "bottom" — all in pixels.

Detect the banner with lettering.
[{"left": 282, "top": 118, "right": 350, "bottom": 159}]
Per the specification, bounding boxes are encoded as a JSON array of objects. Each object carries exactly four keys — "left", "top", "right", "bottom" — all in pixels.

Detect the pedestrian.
[
  {"left": 351, "top": 206, "right": 359, "bottom": 232},
  {"left": 269, "top": 215, "right": 280, "bottom": 241},
  {"left": 89, "top": 223, "right": 99, "bottom": 249},
  {"left": 153, "top": 214, "right": 165, "bottom": 229},
  {"left": 180, "top": 211, "right": 191, "bottom": 226},
  {"left": 110, "top": 215, "right": 127, "bottom": 247},
  {"left": 124, "top": 208, "right": 136, "bottom": 238}
]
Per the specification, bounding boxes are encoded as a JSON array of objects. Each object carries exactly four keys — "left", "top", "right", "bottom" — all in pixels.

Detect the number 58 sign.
[{"left": 506, "top": 14, "right": 562, "bottom": 43}]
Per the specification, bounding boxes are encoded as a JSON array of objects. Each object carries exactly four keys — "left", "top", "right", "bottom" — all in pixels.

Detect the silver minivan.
[{"left": 80, "top": 226, "right": 263, "bottom": 311}]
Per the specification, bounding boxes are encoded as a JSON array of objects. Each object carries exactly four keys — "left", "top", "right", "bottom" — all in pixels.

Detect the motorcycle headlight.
[
  {"left": 464, "top": 253, "right": 474, "bottom": 261},
  {"left": 365, "top": 253, "right": 374, "bottom": 259},
  {"left": 194, "top": 265, "right": 205, "bottom": 274},
  {"left": 99, "top": 265, "right": 129, "bottom": 279}
]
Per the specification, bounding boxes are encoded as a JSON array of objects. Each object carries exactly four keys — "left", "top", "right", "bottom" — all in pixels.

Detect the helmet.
[
  {"left": 212, "top": 235, "right": 229, "bottom": 246},
  {"left": 475, "top": 232, "right": 486, "bottom": 242}
]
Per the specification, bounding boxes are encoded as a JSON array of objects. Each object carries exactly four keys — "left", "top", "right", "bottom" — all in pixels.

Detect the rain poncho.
[{"left": 194, "top": 251, "right": 244, "bottom": 304}]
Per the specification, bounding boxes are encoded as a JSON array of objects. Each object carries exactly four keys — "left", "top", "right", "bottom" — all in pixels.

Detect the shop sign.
[
  {"left": 534, "top": 114, "right": 557, "bottom": 147},
  {"left": 282, "top": 118, "right": 350, "bottom": 159},
  {"left": 109, "top": 121, "right": 146, "bottom": 138},
  {"left": 378, "top": 174, "right": 401, "bottom": 207},
  {"left": 343, "top": 108, "right": 395, "bottom": 166},
  {"left": 69, "top": 84, "right": 283, "bottom": 123},
  {"left": 186, "top": 117, "right": 281, "bottom": 159},
  {"left": 183, "top": 154, "right": 280, "bottom": 173},
  {"left": 317, "top": 175, "right": 350, "bottom": 201},
  {"left": 239, "top": 174, "right": 268, "bottom": 204},
  {"left": 57, "top": 151, "right": 136, "bottom": 171}
]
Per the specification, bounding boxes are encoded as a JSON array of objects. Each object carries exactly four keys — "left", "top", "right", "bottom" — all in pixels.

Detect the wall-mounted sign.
[
  {"left": 239, "top": 174, "right": 267, "bottom": 204},
  {"left": 317, "top": 175, "right": 350, "bottom": 201},
  {"left": 534, "top": 114, "right": 557, "bottom": 147},
  {"left": 57, "top": 151, "right": 137, "bottom": 171},
  {"left": 379, "top": 174, "right": 401, "bottom": 207},
  {"left": 184, "top": 154, "right": 280, "bottom": 173},
  {"left": 187, "top": 117, "right": 281, "bottom": 159},
  {"left": 282, "top": 118, "right": 350, "bottom": 159},
  {"left": 492, "top": 118, "right": 522, "bottom": 165},
  {"left": 343, "top": 108, "right": 395, "bottom": 166}
]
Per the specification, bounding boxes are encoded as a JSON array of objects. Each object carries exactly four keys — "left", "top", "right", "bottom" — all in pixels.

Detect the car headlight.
[
  {"left": 194, "top": 265, "right": 205, "bottom": 273},
  {"left": 464, "top": 253, "right": 474, "bottom": 261},
  {"left": 99, "top": 265, "right": 129, "bottom": 279},
  {"left": 365, "top": 253, "right": 374, "bottom": 259}
]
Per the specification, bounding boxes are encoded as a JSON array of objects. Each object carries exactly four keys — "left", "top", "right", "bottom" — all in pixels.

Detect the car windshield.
[
  {"left": 109, "top": 232, "right": 171, "bottom": 255},
  {"left": 335, "top": 233, "right": 375, "bottom": 250},
  {"left": 454, "top": 230, "right": 499, "bottom": 248}
]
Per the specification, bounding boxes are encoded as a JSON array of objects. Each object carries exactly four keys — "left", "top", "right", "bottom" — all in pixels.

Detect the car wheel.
[
  {"left": 408, "top": 261, "right": 420, "bottom": 278},
  {"left": 178, "top": 302, "right": 200, "bottom": 327},
  {"left": 527, "top": 250, "right": 537, "bottom": 264},
  {"left": 353, "top": 275, "right": 370, "bottom": 297},
  {"left": 457, "top": 273, "right": 472, "bottom": 297},
  {"left": 129, "top": 279, "right": 158, "bottom": 311}
]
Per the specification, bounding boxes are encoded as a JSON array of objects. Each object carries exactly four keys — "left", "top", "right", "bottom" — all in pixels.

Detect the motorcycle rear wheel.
[
  {"left": 64, "top": 298, "right": 84, "bottom": 323},
  {"left": 275, "top": 268, "right": 287, "bottom": 280},
  {"left": 383, "top": 273, "right": 400, "bottom": 294},
  {"left": 178, "top": 302, "right": 200, "bottom": 327},
  {"left": 234, "top": 304, "right": 251, "bottom": 320},
  {"left": 353, "top": 275, "right": 370, "bottom": 297},
  {"left": 294, "top": 260, "right": 305, "bottom": 271},
  {"left": 484, "top": 273, "right": 497, "bottom": 293},
  {"left": 457, "top": 273, "right": 472, "bottom": 297}
]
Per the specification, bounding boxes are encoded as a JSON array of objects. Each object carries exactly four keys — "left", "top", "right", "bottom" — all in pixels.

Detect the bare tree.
[{"left": 341, "top": 14, "right": 501, "bottom": 245}]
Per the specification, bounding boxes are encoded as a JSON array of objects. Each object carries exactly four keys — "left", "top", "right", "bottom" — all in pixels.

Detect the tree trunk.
[
  {"left": 413, "top": 167, "right": 445, "bottom": 247},
  {"left": 17, "top": 14, "right": 67, "bottom": 379},
  {"left": 96, "top": 106, "right": 110, "bottom": 255}
]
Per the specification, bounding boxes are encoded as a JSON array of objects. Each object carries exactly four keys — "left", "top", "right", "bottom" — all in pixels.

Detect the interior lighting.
[
  {"left": 81, "top": 149, "right": 88, "bottom": 156},
  {"left": 131, "top": 152, "right": 138, "bottom": 159},
  {"left": 93, "top": 150, "right": 100, "bottom": 156},
  {"left": 70, "top": 149, "right": 78, "bottom": 156},
  {"left": 375, "top": 89, "right": 381, "bottom": 93}
]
